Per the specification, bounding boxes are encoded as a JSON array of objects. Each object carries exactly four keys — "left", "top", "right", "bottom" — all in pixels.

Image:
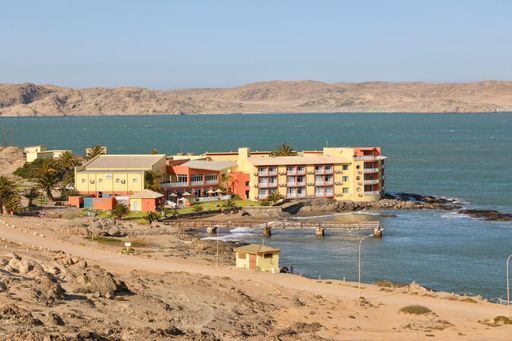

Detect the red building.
[{"left": 161, "top": 159, "right": 237, "bottom": 201}]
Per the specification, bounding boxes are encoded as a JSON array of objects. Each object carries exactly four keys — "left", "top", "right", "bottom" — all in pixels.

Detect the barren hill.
[{"left": 1, "top": 80, "right": 512, "bottom": 116}]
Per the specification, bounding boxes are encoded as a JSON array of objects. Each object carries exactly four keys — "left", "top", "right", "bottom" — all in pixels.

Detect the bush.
[
  {"left": 14, "top": 159, "right": 48, "bottom": 179},
  {"left": 399, "top": 305, "right": 432, "bottom": 315},
  {"left": 192, "top": 204, "right": 204, "bottom": 212}
]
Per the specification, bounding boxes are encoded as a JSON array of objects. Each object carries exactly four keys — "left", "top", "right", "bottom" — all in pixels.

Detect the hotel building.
[{"left": 74, "top": 146, "right": 386, "bottom": 203}]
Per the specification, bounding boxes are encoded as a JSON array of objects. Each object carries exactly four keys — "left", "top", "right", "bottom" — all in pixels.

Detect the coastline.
[{"left": 1, "top": 215, "right": 512, "bottom": 339}]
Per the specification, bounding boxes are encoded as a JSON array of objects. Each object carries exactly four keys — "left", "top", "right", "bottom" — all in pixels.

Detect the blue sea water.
[{"left": 1, "top": 113, "right": 511, "bottom": 299}]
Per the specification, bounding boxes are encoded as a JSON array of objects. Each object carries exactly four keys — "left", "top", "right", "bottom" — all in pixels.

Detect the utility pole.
[{"left": 358, "top": 234, "right": 374, "bottom": 297}]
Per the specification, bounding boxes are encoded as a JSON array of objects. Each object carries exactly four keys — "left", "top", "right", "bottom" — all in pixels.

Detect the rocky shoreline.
[{"left": 297, "top": 193, "right": 511, "bottom": 222}]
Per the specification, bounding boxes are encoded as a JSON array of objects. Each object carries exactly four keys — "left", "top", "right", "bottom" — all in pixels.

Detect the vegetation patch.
[
  {"left": 399, "top": 305, "right": 432, "bottom": 315},
  {"left": 493, "top": 316, "right": 512, "bottom": 325},
  {"left": 85, "top": 236, "right": 147, "bottom": 247},
  {"left": 374, "top": 280, "right": 408, "bottom": 288}
]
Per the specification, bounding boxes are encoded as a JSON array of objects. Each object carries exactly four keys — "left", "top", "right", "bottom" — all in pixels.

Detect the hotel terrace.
[{"left": 74, "top": 146, "right": 386, "bottom": 203}]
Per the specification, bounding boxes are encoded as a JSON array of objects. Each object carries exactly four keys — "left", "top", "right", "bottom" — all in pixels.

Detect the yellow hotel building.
[
  {"left": 171, "top": 146, "right": 386, "bottom": 202},
  {"left": 74, "top": 154, "right": 166, "bottom": 196}
]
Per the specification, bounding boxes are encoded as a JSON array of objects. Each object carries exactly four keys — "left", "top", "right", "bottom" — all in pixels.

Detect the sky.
[{"left": 1, "top": 0, "right": 511, "bottom": 89}]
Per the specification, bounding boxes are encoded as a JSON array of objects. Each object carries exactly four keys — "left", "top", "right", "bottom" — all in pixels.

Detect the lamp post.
[
  {"left": 358, "top": 234, "right": 374, "bottom": 297},
  {"left": 507, "top": 255, "right": 512, "bottom": 317}
]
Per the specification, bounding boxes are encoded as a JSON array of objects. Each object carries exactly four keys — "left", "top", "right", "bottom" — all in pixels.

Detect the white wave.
[
  {"left": 230, "top": 227, "right": 259, "bottom": 234},
  {"left": 202, "top": 233, "right": 253, "bottom": 241},
  {"left": 440, "top": 212, "right": 465, "bottom": 220}
]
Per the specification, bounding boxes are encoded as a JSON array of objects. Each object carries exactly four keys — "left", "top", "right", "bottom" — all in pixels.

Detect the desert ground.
[{"left": 1, "top": 213, "right": 512, "bottom": 340}]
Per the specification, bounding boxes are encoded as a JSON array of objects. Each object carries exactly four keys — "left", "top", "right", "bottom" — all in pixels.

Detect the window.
[
  {"left": 264, "top": 253, "right": 273, "bottom": 259},
  {"left": 81, "top": 179, "right": 86, "bottom": 184},
  {"left": 177, "top": 174, "right": 187, "bottom": 183},
  {"left": 287, "top": 166, "right": 294, "bottom": 172},
  {"left": 238, "top": 253, "right": 246, "bottom": 259},
  {"left": 342, "top": 176, "right": 349, "bottom": 182},
  {"left": 325, "top": 165, "right": 332, "bottom": 171},
  {"left": 99, "top": 179, "right": 103, "bottom": 183},
  {"left": 205, "top": 174, "right": 217, "bottom": 182},
  {"left": 315, "top": 165, "right": 321, "bottom": 171},
  {"left": 191, "top": 175, "right": 203, "bottom": 182},
  {"left": 343, "top": 187, "right": 349, "bottom": 193},
  {"left": 116, "top": 178, "right": 120, "bottom": 183},
  {"left": 133, "top": 178, "right": 137, "bottom": 183},
  {"left": 342, "top": 165, "right": 349, "bottom": 170},
  {"left": 297, "top": 166, "right": 305, "bottom": 172}
]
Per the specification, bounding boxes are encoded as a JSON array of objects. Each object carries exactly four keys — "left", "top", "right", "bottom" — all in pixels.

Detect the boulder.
[{"left": 68, "top": 267, "right": 126, "bottom": 298}]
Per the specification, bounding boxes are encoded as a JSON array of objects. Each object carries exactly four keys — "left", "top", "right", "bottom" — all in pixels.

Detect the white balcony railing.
[
  {"left": 161, "top": 182, "right": 188, "bottom": 188},
  {"left": 363, "top": 168, "right": 379, "bottom": 174},
  {"left": 287, "top": 170, "right": 306, "bottom": 176},
  {"left": 287, "top": 193, "right": 306, "bottom": 198},
  {"left": 315, "top": 181, "right": 333, "bottom": 186},
  {"left": 354, "top": 155, "right": 386, "bottom": 161},
  {"left": 190, "top": 180, "right": 204, "bottom": 186},
  {"left": 364, "top": 179, "right": 379, "bottom": 185},
  {"left": 287, "top": 182, "right": 306, "bottom": 187},
  {"left": 364, "top": 191, "right": 381, "bottom": 196},
  {"left": 259, "top": 182, "right": 277, "bottom": 188},
  {"left": 205, "top": 180, "right": 218, "bottom": 185}
]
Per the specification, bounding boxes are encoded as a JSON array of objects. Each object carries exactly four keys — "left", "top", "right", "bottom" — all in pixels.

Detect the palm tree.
[
  {"left": 4, "top": 195, "right": 21, "bottom": 214},
  {"left": 0, "top": 176, "right": 18, "bottom": 213},
  {"left": 267, "top": 191, "right": 284, "bottom": 204},
  {"left": 111, "top": 204, "right": 130, "bottom": 220},
  {"left": 222, "top": 199, "right": 237, "bottom": 209},
  {"left": 144, "top": 170, "right": 161, "bottom": 192},
  {"left": 23, "top": 187, "right": 40, "bottom": 207},
  {"left": 144, "top": 211, "right": 159, "bottom": 225},
  {"left": 57, "top": 151, "right": 82, "bottom": 187},
  {"left": 271, "top": 144, "right": 297, "bottom": 157},
  {"left": 35, "top": 159, "right": 59, "bottom": 200},
  {"left": 86, "top": 145, "right": 107, "bottom": 159},
  {"left": 150, "top": 148, "right": 159, "bottom": 154}
]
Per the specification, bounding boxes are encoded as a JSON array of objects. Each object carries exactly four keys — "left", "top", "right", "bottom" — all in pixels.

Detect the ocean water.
[{"left": 1, "top": 113, "right": 511, "bottom": 299}]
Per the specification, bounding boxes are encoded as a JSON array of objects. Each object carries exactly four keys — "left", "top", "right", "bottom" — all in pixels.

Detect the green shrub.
[
  {"left": 192, "top": 204, "right": 204, "bottom": 212},
  {"left": 399, "top": 305, "right": 432, "bottom": 315}
]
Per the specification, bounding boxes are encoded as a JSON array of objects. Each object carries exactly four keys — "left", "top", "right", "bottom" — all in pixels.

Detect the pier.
[{"left": 163, "top": 219, "right": 381, "bottom": 231}]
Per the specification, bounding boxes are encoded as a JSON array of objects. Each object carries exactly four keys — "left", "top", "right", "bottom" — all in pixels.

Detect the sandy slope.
[
  {"left": 1, "top": 215, "right": 512, "bottom": 340},
  {"left": 1, "top": 80, "right": 512, "bottom": 116}
]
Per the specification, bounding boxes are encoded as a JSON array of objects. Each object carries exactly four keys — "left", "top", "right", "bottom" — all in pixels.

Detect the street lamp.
[
  {"left": 507, "top": 254, "right": 512, "bottom": 317},
  {"left": 358, "top": 233, "right": 374, "bottom": 297}
]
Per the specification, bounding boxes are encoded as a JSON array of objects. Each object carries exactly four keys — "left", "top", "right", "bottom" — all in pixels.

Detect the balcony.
[
  {"left": 161, "top": 182, "right": 188, "bottom": 188},
  {"left": 315, "top": 169, "right": 333, "bottom": 175},
  {"left": 364, "top": 179, "right": 379, "bottom": 185},
  {"left": 287, "top": 182, "right": 306, "bottom": 187},
  {"left": 354, "top": 155, "right": 386, "bottom": 161},
  {"left": 364, "top": 191, "right": 381, "bottom": 196},
  {"left": 205, "top": 179, "right": 219, "bottom": 185},
  {"left": 363, "top": 168, "right": 379, "bottom": 174},
  {"left": 315, "top": 181, "right": 333, "bottom": 186},
  {"left": 190, "top": 180, "right": 204, "bottom": 186},
  {"left": 287, "top": 193, "right": 306, "bottom": 198},
  {"left": 258, "top": 182, "right": 278, "bottom": 188},
  {"left": 287, "top": 170, "right": 306, "bottom": 176}
]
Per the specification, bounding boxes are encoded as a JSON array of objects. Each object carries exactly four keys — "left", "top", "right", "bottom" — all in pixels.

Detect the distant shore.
[{"left": 1, "top": 80, "right": 511, "bottom": 116}]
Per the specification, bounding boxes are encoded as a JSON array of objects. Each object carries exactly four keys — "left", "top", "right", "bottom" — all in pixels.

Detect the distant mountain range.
[{"left": 1, "top": 80, "right": 511, "bottom": 116}]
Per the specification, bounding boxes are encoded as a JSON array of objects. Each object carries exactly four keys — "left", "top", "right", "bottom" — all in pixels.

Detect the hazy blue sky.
[{"left": 1, "top": 0, "right": 511, "bottom": 88}]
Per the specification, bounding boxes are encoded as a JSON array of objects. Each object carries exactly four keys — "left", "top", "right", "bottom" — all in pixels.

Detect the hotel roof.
[
  {"left": 182, "top": 160, "right": 237, "bottom": 171},
  {"left": 247, "top": 155, "right": 349, "bottom": 166},
  {"left": 83, "top": 154, "right": 165, "bottom": 170},
  {"left": 234, "top": 244, "right": 280, "bottom": 254},
  {"left": 130, "top": 189, "right": 164, "bottom": 199}
]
